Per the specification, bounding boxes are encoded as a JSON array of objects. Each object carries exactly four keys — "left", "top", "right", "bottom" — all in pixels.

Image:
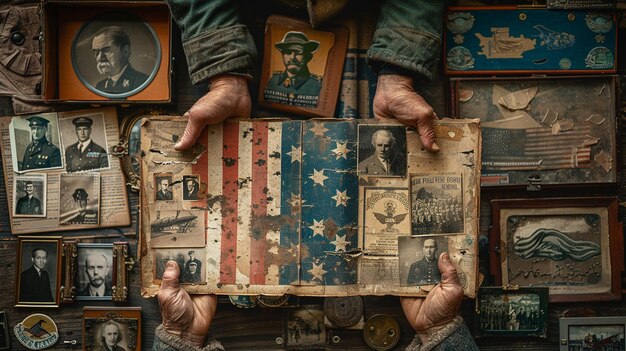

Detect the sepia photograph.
[
  {"left": 182, "top": 175, "right": 200, "bottom": 201},
  {"left": 15, "top": 236, "right": 62, "bottom": 307},
  {"left": 410, "top": 174, "right": 464, "bottom": 235},
  {"left": 59, "top": 172, "right": 100, "bottom": 225},
  {"left": 59, "top": 112, "right": 110, "bottom": 173},
  {"left": 362, "top": 187, "right": 411, "bottom": 255},
  {"left": 71, "top": 11, "right": 161, "bottom": 99},
  {"left": 286, "top": 305, "right": 326, "bottom": 347},
  {"left": 153, "top": 249, "right": 206, "bottom": 284},
  {"left": 357, "top": 124, "right": 407, "bottom": 177},
  {"left": 398, "top": 235, "right": 449, "bottom": 287},
  {"left": 13, "top": 173, "right": 47, "bottom": 218},
  {"left": 10, "top": 113, "right": 63, "bottom": 173},
  {"left": 83, "top": 307, "right": 141, "bottom": 351},
  {"left": 150, "top": 210, "right": 206, "bottom": 248},
  {"left": 154, "top": 173, "right": 173, "bottom": 201},
  {"left": 75, "top": 243, "right": 114, "bottom": 300},
  {"left": 559, "top": 317, "right": 625, "bottom": 351}
]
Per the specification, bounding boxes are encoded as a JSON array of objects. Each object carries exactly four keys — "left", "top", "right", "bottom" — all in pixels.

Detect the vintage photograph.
[
  {"left": 559, "top": 317, "right": 625, "bottom": 351},
  {"left": 71, "top": 11, "right": 161, "bottom": 99},
  {"left": 10, "top": 113, "right": 63, "bottom": 173},
  {"left": 154, "top": 173, "right": 173, "bottom": 201},
  {"left": 491, "top": 197, "right": 622, "bottom": 302},
  {"left": 476, "top": 287, "right": 548, "bottom": 338},
  {"left": 410, "top": 174, "right": 464, "bottom": 235},
  {"left": 0, "top": 311, "right": 9, "bottom": 350},
  {"left": 75, "top": 243, "right": 114, "bottom": 300},
  {"left": 83, "top": 307, "right": 141, "bottom": 351},
  {"left": 398, "top": 235, "right": 449, "bottom": 287},
  {"left": 150, "top": 210, "right": 206, "bottom": 248},
  {"left": 13, "top": 173, "right": 46, "bottom": 218},
  {"left": 153, "top": 249, "right": 206, "bottom": 284},
  {"left": 357, "top": 124, "right": 407, "bottom": 177},
  {"left": 59, "top": 112, "right": 110, "bottom": 173},
  {"left": 15, "top": 236, "right": 62, "bottom": 307},
  {"left": 59, "top": 172, "right": 100, "bottom": 225},
  {"left": 362, "top": 187, "right": 411, "bottom": 255},
  {"left": 286, "top": 305, "right": 325, "bottom": 347},
  {"left": 182, "top": 175, "right": 200, "bottom": 201}
]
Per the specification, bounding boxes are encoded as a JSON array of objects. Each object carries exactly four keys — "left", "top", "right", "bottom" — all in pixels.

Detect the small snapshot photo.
[
  {"left": 59, "top": 112, "right": 110, "bottom": 173},
  {"left": 10, "top": 113, "right": 63, "bottom": 173},
  {"left": 71, "top": 11, "right": 161, "bottom": 99},
  {"left": 59, "top": 172, "right": 100, "bottom": 225},
  {"left": 15, "top": 236, "right": 62, "bottom": 307},
  {"left": 182, "top": 175, "right": 200, "bottom": 201},
  {"left": 150, "top": 210, "right": 206, "bottom": 248},
  {"left": 153, "top": 249, "right": 206, "bottom": 284},
  {"left": 286, "top": 305, "right": 326, "bottom": 347},
  {"left": 0, "top": 311, "right": 9, "bottom": 350},
  {"left": 13, "top": 173, "right": 47, "bottom": 218},
  {"left": 154, "top": 173, "right": 173, "bottom": 201},
  {"left": 83, "top": 307, "right": 141, "bottom": 351},
  {"left": 398, "top": 235, "right": 448, "bottom": 287},
  {"left": 75, "top": 243, "right": 114, "bottom": 300},
  {"left": 410, "top": 174, "right": 464, "bottom": 235},
  {"left": 559, "top": 317, "right": 626, "bottom": 351},
  {"left": 357, "top": 124, "right": 407, "bottom": 177}
]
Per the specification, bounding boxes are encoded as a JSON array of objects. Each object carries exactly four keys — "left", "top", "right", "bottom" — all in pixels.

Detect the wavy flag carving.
[{"left": 513, "top": 228, "right": 600, "bottom": 261}]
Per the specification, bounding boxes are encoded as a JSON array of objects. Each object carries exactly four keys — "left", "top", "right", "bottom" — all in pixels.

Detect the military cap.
[
  {"left": 72, "top": 117, "right": 93, "bottom": 127},
  {"left": 72, "top": 188, "right": 89, "bottom": 201},
  {"left": 188, "top": 262, "right": 198, "bottom": 266},
  {"left": 275, "top": 31, "right": 320, "bottom": 53},
  {"left": 27, "top": 115, "right": 50, "bottom": 127},
  {"left": 188, "top": 250, "right": 195, "bottom": 255}
]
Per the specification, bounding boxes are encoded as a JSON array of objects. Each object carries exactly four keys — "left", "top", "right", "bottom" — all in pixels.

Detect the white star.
[
  {"left": 286, "top": 145, "right": 304, "bottom": 163},
  {"left": 288, "top": 193, "right": 304, "bottom": 209},
  {"left": 331, "top": 141, "right": 349, "bottom": 160},
  {"left": 309, "top": 219, "right": 325, "bottom": 238},
  {"left": 331, "top": 189, "right": 350, "bottom": 207},
  {"left": 309, "top": 169, "right": 328, "bottom": 186},
  {"left": 330, "top": 234, "right": 349, "bottom": 252},
  {"left": 308, "top": 262, "right": 328, "bottom": 282},
  {"left": 310, "top": 122, "right": 329, "bottom": 137}
]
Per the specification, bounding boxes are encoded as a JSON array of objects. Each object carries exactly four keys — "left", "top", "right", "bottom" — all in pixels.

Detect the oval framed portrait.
[{"left": 71, "top": 11, "right": 161, "bottom": 99}]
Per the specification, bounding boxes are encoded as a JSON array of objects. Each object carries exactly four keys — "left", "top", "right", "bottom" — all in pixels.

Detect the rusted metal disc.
[
  {"left": 228, "top": 295, "right": 258, "bottom": 308},
  {"left": 362, "top": 314, "right": 401, "bottom": 351},
  {"left": 258, "top": 294, "right": 290, "bottom": 307},
  {"left": 324, "top": 296, "right": 363, "bottom": 328}
]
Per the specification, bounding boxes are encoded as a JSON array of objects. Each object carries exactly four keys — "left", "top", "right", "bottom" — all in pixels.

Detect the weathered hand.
[
  {"left": 157, "top": 261, "right": 217, "bottom": 347},
  {"left": 400, "top": 253, "right": 463, "bottom": 343},
  {"left": 373, "top": 74, "right": 439, "bottom": 152},
  {"left": 175, "top": 75, "right": 252, "bottom": 150}
]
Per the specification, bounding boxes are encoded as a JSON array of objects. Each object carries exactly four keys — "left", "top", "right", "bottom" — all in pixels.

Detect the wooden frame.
[
  {"left": 559, "top": 316, "right": 626, "bottom": 351},
  {"left": 475, "top": 286, "right": 548, "bottom": 338},
  {"left": 15, "top": 236, "right": 63, "bottom": 307},
  {"left": 83, "top": 306, "right": 141, "bottom": 351},
  {"left": 490, "top": 197, "right": 623, "bottom": 302}
]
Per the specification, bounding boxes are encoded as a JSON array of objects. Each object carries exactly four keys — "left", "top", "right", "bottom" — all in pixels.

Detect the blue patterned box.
[{"left": 445, "top": 7, "right": 617, "bottom": 74}]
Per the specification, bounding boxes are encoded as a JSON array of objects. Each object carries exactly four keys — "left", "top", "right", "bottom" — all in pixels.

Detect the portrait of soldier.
[
  {"left": 65, "top": 116, "right": 109, "bottom": 172},
  {"left": 358, "top": 128, "right": 406, "bottom": 176},
  {"left": 78, "top": 251, "right": 111, "bottom": 297},
  {"left": 92, "top": 26, "right": 149, "bottom": 94},
  {"left": 20, "top": 115, "right": 62, "bottom": 171},
  {"left": 155, "top": 176, "right": 173, "bottom": 201},
  {"left": 98, "top": 320, "right": 127, "bottom": 351},
  {"left": 19, "top": 247, "right": 55, "bottom": 303},
  {"left": 182, "top": 250, "right": 202, "bottom": 283},
  {"left": 264, "top": 31, "right": 322, "bottom": 107},
  {"left": 182, "top": 176, "right": 199, "bottom": 200},
  {"left": 15, "top": 180, "right": 42, "bottom": 216},
  {"left": 66, "top": 188, "right": 98, "bottom": 225},
  {"left": 407, "top": 238, "right": 441, "bottom": 285}
]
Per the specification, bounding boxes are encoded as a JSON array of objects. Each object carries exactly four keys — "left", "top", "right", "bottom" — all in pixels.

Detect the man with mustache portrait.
[{"left": 78, "top": 252, "right": 112, "bottom": 297}]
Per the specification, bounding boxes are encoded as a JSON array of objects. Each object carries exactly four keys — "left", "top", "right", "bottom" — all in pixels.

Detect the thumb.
[
  {"left": 437, "top": 252, "right": 460, "bottom": 287},
  {"left": 175, "top": 111, "right": 206, "bottom": 151},
  {"left": 160, "top": 261, "right": 182, "bottom": 293},
  {"left": 416, "top": 112, "right": 439, "bottom": 152}
]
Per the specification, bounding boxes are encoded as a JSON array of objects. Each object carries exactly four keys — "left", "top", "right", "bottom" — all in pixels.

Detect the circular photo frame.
[{"left": 71, "top": 11, "right": 161, "bottom": 99}]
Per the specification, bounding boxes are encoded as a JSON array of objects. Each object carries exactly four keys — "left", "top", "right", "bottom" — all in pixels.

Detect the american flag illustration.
[{"left": 201, "top": 120, "right": 359, "bottom": 287}]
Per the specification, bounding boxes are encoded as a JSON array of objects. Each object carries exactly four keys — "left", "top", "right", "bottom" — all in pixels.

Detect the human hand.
[
  {"left": 373, "top": 74, "right": 439, "bottom": 152},
  {"left": 157, "top": 261, "right": 217, "bottom": 347},
  {"left": 400, "top": 252, "right": 463, "bottom": 344},
  {"left": 175, "top": 75, "right": 252, "bottom": 151}
]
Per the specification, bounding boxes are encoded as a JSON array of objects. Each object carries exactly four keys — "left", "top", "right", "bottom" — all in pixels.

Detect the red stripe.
[
  {"left": 250, "top": 122, "right": 268, "bottom": 285},
  {"left": 220, "top": 123, "right": 239, "bottom": 284}
]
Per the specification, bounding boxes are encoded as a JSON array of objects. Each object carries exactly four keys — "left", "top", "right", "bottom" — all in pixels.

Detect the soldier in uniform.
[
  {"left": 20, "top": 116, "right": 62, "bottom": 171},
  {"left": 407, "top": 238, "right": 441, "bottom": 285},
  {"left": 15, "top": 181, "right": 42, "bottom": 215},
  {"left": 65, "top": 117, "right": 109, "bottom": 172},
  {"left": 66, "top": 188, "right": 98, "bottom": 225},
  {"left": 264, "top": 31, "right": 322, "bottom": 107}
]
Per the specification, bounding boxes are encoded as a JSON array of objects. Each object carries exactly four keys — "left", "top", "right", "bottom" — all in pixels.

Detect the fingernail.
[
  {"left": 442, "top": 252, "right": 450, "bottom": 261},
  {"left": 183, "top": 111, "right": 190, "bottom": 119},
  {"left": 431, "top": 142, "right": 440, "bottom": 152},
  {"left": 174, "top": 141, "right": 181, "bottom": 149},
  {"left": 166, "top": 261, "right": 176, "bottom": 270}
]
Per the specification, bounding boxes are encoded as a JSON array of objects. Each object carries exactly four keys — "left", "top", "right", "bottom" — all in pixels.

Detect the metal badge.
[
  {"left": 362, "top": 314, "right": 400, "bottom": 351},
  {"left": 228, "top": 295, "right": 258, "bottom": 308},
  {"left": 323, "top": 296, "right": 363, "bottom": 328},
  {"left": 13, "top": 314, "right": 59, "bottom": 350},
  {"left": 258, "top": 294, "right": 290, "bottom": 307}
]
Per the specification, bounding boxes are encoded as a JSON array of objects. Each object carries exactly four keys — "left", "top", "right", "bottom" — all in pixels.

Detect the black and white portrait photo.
[
  {"left": 83, "top": 307, "right": 141, "bottom": 351},
  {"left": 59, "top": 172, "right": 100, "bottom": 225},
  {"left": 13, "top": 174, "right": 46, "bottom": 218},
  {"left": 153, "top": 249, "right": 206, "bottom": 284},
  {"left": 154, "top": 174, "right": 173, "bottom": 201},
  {"left": 357, "top": 125, "right": 407, "bottom": 177},
  {"left": 76, "top": 244, "right": 113, "bottom": 300},
  {"left": 71, "top": 12, "right": 161, "bottom": 98},
  {"left": 10, "top": 113, "right": 63, "bottom": 173},
  {"left": 59, "top": 113, "right": 110, "bottom": 173},
  {"left": 182, "top": 175, "right": 200, "bottom": 201},
  {"left": 398, "top": 236, "right": 448, "bottom": 287},
  {"left": 15, "top": 237, "right": 61, "bottom": 306}
]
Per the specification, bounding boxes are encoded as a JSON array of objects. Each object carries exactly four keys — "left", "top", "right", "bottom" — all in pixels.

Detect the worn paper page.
[{"left": 0, "top": 107, "right": 130, "bottom": 234}]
